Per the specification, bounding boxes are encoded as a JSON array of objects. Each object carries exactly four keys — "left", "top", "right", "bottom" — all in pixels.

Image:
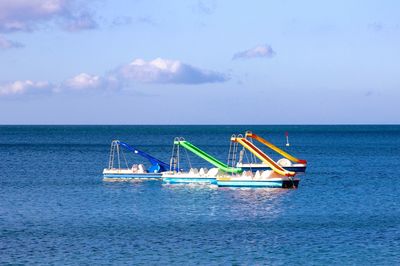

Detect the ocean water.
[{"left": 0, "top": 125, "right": 399, "bottom": 265}]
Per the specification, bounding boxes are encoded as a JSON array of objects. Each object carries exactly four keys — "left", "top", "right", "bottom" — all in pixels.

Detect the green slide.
[{"left": 176, "top": 140, "right": 243, "bottom": 174}]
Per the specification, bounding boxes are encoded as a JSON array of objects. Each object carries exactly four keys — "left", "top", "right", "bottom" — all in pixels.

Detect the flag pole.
[{"left": 285, "top": 131, "right": 290, "bottom": 146}]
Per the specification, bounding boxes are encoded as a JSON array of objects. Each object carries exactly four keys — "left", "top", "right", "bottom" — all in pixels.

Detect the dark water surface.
[{"left": 1, "top": 125, "right": 399, "bottom": 265}]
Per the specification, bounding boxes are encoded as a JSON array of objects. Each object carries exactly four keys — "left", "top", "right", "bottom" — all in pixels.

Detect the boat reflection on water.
[
  {"left": 218, "top": 187, "right": 292, "bottom": 219},
  {"left": 161, "top": 182, "right": 292, "bottom": 220},
  {"left": 161, "top": 181, "right": 218, "bottom": 191}
]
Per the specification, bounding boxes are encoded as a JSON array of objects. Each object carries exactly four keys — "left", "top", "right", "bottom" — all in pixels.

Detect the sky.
[{"left": 0, "top": 0, "right": 399, "bottom": 124}]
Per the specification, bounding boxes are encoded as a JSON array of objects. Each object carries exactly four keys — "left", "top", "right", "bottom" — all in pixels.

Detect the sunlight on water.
[{"left": 1, "top": 125, "right": 400, "bottom": 264}]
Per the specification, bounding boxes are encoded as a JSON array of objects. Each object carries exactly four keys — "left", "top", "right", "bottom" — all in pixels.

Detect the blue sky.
[{"left": 0, "top": 0, "right": 399, "bottom": 124}]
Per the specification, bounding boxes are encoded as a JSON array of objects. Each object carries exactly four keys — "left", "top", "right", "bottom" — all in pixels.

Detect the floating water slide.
[
  {"left": 117, "top": 141, "right": 170, "bottom": 172},
  {"left": 245, "top": 132, "right": 307, "bottom": 164},
  {"left": 232, "top": 137, "right": 296, "bottom": 177},
  {"left": 175, "top": 140, "right": 242, "bottom": 174}
]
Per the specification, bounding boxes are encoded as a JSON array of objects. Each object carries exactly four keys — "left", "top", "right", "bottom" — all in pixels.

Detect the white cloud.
[
  {"left": 0, "top": 80, "right": 52, "bottom": 96},
  {"left": 64, "top": 73, "right": 102, "bottom": 90},
  {"left": 117, "top": 58, "right": 228, "bottom": 84},
  {"left": 0, "top": 58, "right": 229, "bottom": 97},
  {"left": 0, "top": 35, "right": 23, "bottom": 49},
  {"left": 233, "top": 44, "right": 276, "bottom": 60},
  {"left": 0, "top": 0, "right": 97, "bottom": 32}
]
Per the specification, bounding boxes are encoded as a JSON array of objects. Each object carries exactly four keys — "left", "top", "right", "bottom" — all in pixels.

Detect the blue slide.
[{"left": 118, "top": 141, "right": 170, "bottom": 173}]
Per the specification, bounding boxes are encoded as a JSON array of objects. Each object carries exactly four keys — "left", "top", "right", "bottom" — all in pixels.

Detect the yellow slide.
[
  {"left": 232, "top": 137, "right": 296, "bottom": 177},
  {"left": 245, "top": 131, "right": 307, "bottom": 164}
]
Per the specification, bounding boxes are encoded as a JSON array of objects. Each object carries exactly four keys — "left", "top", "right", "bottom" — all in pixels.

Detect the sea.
[{"left": 0, "top": 125, "right": 399, "bottom": 265}]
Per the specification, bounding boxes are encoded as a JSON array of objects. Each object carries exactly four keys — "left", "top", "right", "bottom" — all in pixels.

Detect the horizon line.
[{"left": 0, "top": 123, "right": 399, "bottom": 126}]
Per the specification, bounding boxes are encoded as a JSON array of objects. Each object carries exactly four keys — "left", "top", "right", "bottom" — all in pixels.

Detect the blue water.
[{"left": 1, "top": 125, "right": 399, "bottom": 265}]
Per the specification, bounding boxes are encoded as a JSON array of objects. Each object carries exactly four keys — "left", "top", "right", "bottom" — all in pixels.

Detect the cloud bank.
[
  {"left": 0, "top": 58, "right": 229, "bottom": 96},
  {"left": 233, "top": 44, "right": 276, "bottom": 60},
  {"left": 0, "top": 0, "right": 98, "bottom": 32}
]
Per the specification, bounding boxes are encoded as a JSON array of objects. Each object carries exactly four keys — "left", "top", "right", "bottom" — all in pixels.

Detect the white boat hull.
[
  {"left": 217, "top": 177, "right": 300, "bottom": 188},
  {"left": 237, "top": 163, "right": 307, "bottom": 173},
  {"left": 102, "top": 168, "right": 162, "bottom": 180}
]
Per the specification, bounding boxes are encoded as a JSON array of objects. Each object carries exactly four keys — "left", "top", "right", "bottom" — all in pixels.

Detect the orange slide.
[
  {"left": 232, "top": 137, "right": 296, "bottom": 177},
  {"left": 245, "top": 131, "right": 307, "bottom": 164}
]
